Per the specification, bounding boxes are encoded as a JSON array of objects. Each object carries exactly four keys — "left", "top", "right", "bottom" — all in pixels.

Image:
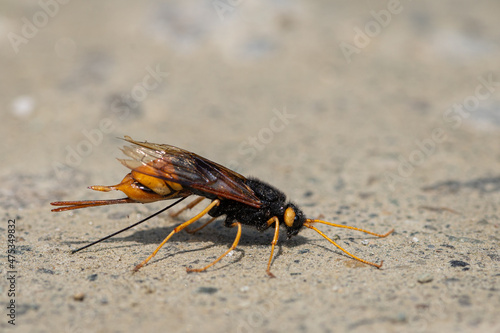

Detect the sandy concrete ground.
[{"left": 1, "top": 1, "right": 499, "bottom": 332}]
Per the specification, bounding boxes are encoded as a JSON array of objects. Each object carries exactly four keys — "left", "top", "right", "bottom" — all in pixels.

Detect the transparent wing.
[{"left": 119, "top": 136, "right": 262, "bottom": 208}]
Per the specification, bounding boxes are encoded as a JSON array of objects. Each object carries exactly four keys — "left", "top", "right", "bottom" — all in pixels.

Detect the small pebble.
[
  {"left": 73, "top": 292, "right": 85, "bottom": 301},
  {"left": 87, "top": 274, "right": 98, "bottom": 281},
  {"left": 417, "top": 273, "right": 433, "bottom": 284},
  {"left": 196, "top": 287, "right": 218, "bottom": 294},
  {"left": 450, "top": 260, "right": 469, "bottom": 267}
]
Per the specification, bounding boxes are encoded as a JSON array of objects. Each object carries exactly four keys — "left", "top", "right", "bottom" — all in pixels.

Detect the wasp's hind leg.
[{"left": 133, "top": 199, "right": 220, "bottom": 272}]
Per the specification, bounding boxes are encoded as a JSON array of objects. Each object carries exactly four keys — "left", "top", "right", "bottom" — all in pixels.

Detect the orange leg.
[
  {"left": 303, "top": 220, "right": 394, "bottom": 268},
  {"left": 133, "top": 199, "right": 220, "bottom": 272},
  {"left": 185, "top": 216, "right": 218, "bottom": 234},
  {"left": 170, "top": 197, "right": 205, "bottom": 218},
  {"left": 170, "top": 197, "right": 217, "bottom": 234},
  {"left": 305, "top": 219, "right": 394, "bottom": 238},
  {"left": 186, "top": 222, "right": 242, "bottom": 273},
  {"left": 265, "top": 217, "right": 280, "bottom": 278}
]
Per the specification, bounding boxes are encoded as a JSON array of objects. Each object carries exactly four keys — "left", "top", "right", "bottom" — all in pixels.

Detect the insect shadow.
[
  {"left": 422, "top": 175, "right": 500, "bottom": 194},
  {"left": 63, "top": 214, "right": 384, "bottom": 272},
  {"left": 63, "top": 216, "right": 310, "bottom": 271}
]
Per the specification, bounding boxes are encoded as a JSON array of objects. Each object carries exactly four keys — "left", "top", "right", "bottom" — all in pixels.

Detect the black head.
[{"left": 282, "top": 203, "right": 306, "bottom": 239}]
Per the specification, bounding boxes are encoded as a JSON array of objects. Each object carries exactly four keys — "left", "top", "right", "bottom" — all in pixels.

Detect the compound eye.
[{"left": 284, "top": 207, "right": 296, "bottom": 227}]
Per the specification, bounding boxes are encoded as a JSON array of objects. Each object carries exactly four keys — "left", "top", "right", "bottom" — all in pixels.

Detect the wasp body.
[{"left": 52, "top": 136, "right": 393, "bottom": 277}]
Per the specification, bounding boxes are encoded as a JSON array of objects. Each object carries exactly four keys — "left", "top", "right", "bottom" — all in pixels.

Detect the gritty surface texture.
[{"left": 1, "top": 1, "right": 500, "bottom": 332}]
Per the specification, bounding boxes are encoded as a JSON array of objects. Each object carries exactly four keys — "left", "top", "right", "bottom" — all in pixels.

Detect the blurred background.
[
  {"left": 2, "top": 1, "right": 499, "bottom": 193},
  {"left": 1, "top": 1, "right": 499, "bottom": 332}
]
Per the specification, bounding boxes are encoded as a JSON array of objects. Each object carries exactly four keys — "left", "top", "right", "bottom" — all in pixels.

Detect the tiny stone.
[
  {"left": 417, "top": 273, "right": 433, "bottom": 284},
  {"left": 396, "top": 312, "right": 407, "bottom": 322},
  {"left": 197, "top": 287, "right": 218, "bottom": 294},
  {"left": 450, "top": 260, "right": 469, "bottom": 268},
  {"left": 73, "top": 292, "right": 85, "bottom": 301}
]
